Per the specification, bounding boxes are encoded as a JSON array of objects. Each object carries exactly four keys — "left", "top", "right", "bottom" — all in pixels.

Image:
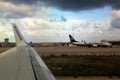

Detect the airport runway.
[
  {"left": 34, "top": 47, "right": 120, "bottom": 56},
  {"left": 1, "top": 47, "right": 120, "bottom": 56}
]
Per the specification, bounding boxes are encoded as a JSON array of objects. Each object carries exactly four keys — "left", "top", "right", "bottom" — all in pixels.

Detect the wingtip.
[{"left": 12, "top": 23, "right": 27, "bottom": 46}]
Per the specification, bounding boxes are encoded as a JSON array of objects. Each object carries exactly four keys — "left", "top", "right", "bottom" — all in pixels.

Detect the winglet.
[{"left": 12, "top": 23, "right": 27, "bottom": 46}]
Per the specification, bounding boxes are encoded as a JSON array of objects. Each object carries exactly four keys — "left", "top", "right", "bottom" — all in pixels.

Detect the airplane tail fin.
[
  {"left": 69, "top": 34, "right": 77, "bottom": 42},
  {"left": 12, "top": 23, "right": 27, "bottom": 46}
]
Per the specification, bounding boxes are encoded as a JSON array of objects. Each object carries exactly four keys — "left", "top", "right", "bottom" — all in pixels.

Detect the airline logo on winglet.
[{"left": 12, "top": 23, "right": 22, "bottom": 41}]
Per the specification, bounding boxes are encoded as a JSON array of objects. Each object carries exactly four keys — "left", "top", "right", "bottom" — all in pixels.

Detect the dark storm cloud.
[
  {"left": 3, "top": 0, "right": 38, "bottom": 4},
  {"left": 3, "top": 0, "right": 120, "bottom": 11},
  {"left": 39, "top": 0, "right": 120, "bottom": 11}
]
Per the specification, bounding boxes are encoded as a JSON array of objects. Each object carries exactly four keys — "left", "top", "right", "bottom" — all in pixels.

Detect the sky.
[{"left": 0, "top": 0, "right": 120, "bottom": 42}]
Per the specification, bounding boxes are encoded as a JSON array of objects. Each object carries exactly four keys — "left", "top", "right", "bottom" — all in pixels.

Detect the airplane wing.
[{"left": 0, "top": 23, "right": 56, "bottom": 80}]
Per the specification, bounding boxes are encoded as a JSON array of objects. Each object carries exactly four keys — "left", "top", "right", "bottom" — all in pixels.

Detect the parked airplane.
[
  {"left": 69, "top": 34, "right": 111, "bottom": 47},
  {"left": 69, "top": 34, "right": 88, "bottom": 46},
  {"left": 0, "top": 23, "right": 56, "bottom": 80}
]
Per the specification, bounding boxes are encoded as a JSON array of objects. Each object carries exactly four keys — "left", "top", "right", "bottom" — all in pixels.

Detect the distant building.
[
  {"left": 101, "top": 40, "right": 120, "bottom": 47},
  {"left": 0, "top": 38, "right": 16, "bottom": 47}
]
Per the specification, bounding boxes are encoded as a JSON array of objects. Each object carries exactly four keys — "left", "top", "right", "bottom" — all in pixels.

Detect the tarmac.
[{"left": 34, "top": 47, "right": 120, "bottom": 56}]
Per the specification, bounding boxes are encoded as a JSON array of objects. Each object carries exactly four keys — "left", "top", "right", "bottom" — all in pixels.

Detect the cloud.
[
  {"left": 111, "top": 10, "right": 120, "bottom": 29},
  {"left": 11, "top": 18, "right": 69, "bottom": 42},
  {"left": 0, "top": 1, "right": 36, "bottom": 18},
  {"left": 0, "top": 19, "right": 14, "bottom": 42},
  {"left": 40, "top": 0, "right": 120, "bottom": 11},
  {"left": 61, "top": 16, "right": 67, "bottom": 22},
  {"left": 0, "top": 1, "right": 50, "bottom": 18},
  {"left": 49, "top": 16, "right": 67, "bottom": 22}
]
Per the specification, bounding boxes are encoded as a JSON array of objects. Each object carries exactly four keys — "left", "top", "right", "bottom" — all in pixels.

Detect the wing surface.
[{"left": 0, "top": 47, "right": 35, "bottom": 80}]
